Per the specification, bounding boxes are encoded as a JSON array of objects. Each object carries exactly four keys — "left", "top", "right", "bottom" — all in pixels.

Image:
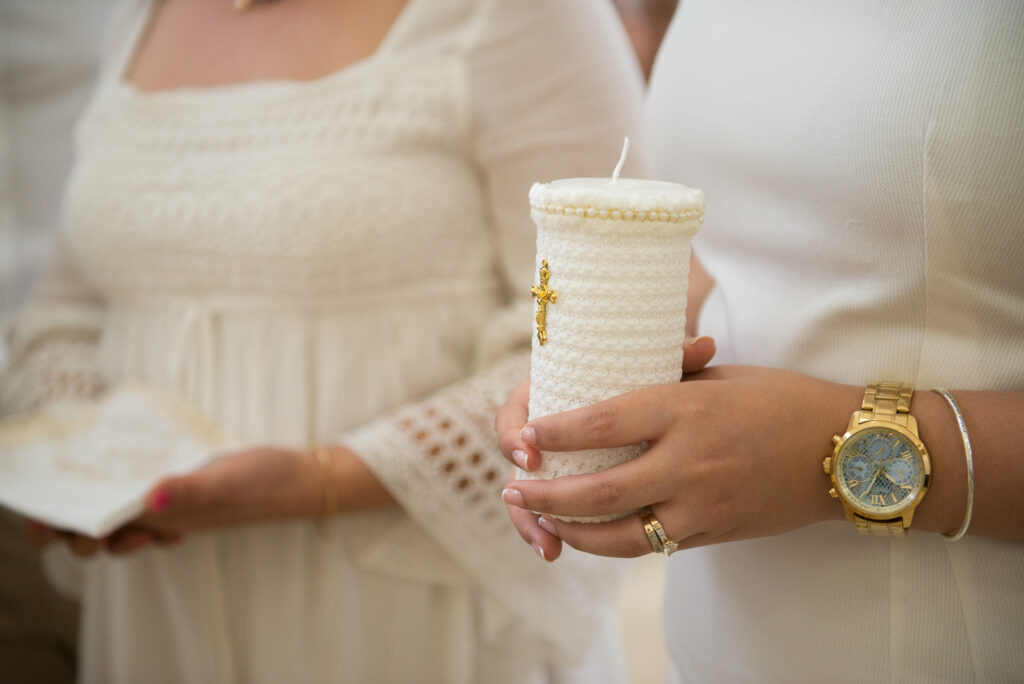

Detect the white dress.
[
  {"left": 647, "top": 1, "right": 1024, "bottom": 681},
  {"left": 0, "top": 1, "right": 649, "bottom": 682}
]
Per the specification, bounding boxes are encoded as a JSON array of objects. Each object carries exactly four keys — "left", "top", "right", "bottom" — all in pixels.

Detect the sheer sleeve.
[
  {"left": 0, "top": 237, "right": 106, "bottom": 416},
  {"left": 340, "top": 0, "right": 649, "bottom": 658}
]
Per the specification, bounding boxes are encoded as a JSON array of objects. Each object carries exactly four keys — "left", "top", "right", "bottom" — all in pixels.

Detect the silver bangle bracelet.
[{"left": 933, "top": 389, "right": 974, "bottom": 541}]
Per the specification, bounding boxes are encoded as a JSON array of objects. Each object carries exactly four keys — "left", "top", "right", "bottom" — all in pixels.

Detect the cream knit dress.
[{"left": 0, "top": 1, "right": 649, "bottom": 681}]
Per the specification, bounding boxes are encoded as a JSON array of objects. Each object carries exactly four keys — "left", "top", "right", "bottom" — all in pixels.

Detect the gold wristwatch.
[{"left": 823, "top": 381, "right": 931, "bottom": 536}]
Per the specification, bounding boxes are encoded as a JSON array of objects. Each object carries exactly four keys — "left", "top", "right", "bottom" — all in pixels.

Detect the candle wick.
[{"left": 611, "top": 137, "right": 630, "bottom": 182}]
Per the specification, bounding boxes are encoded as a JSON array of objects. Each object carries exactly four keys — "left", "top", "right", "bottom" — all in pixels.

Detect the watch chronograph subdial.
[
  {"left": 862, "top": 434, "right": 894, "bottom": 463},
  {"left": 842, "top": 454, "right": 874, "bottom": 494},
  {"left": 885, "top": 458, "right": 916, "bottom": 487}
]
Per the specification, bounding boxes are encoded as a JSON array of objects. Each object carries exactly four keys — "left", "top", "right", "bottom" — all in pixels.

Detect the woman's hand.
[
  {"left": 497, "top": 359, "right": 861, "bottom": 561},
  {"left": 497, "top": 334, "right": 718, "bottom": 560},
  {"left": 136, "top": 446, "right": 325, "bottom": 533},
  {"left": 24, "top": 519, "right": 182, "bottom": 557},
  {"left": 25, "top": 444, "right": 393, "bottom": 556}
]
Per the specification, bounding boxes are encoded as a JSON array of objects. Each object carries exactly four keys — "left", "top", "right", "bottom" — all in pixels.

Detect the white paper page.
[{"left": 0, "top": 387, "right": 232, "bottom": 538}]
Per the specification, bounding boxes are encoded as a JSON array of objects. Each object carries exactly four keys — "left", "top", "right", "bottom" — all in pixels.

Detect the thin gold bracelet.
[
  {"left": 312, "top": 444, "right": 338, "bottom": 519},
  {"left": 933, "top": 389, "right": 974, "bottom": 542}
]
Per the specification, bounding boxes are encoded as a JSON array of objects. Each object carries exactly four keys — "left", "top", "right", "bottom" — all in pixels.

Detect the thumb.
[
  {"left": 682, "top": 335, "right": 717, "bottom": 375},
  {"left": 146, "top": 472, "right": 219, "bottom": 515}
]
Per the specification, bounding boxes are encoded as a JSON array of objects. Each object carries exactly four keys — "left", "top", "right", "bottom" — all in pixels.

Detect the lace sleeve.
[
  {"left": 342, "top": 353, "right": 627, "bottom": 658},
  {"left": 0, "top": 238, "right": 106, "bottom": 416},
  {"left": 340, "top": 0, "right": 646, "bottom": 659}
]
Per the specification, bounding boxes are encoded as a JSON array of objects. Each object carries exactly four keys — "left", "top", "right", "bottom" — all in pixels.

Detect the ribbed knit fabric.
[
  {"left": 518, "top": 179, "right": 703, "bottom": 521},
  {"left": 648, "top": 1, "right": 1024, "bottom": 681},
  {"left": 0, "top": 1, "right": 650, "bottom": 682}
]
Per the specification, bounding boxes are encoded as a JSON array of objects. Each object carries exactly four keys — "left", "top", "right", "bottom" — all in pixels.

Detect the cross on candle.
[{"left": 530, "top": 260, "right": 558, "bottom": 345}]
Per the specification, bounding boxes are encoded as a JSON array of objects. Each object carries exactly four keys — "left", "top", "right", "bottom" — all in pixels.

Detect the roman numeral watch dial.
[
  {"left": 824, "top": 382, "right": 931, "bottom": 536},
  {"left": 835, "top": 428, "right": 926, "bottom": 517}
]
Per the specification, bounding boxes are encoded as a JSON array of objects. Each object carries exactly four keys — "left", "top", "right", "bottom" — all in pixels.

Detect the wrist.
[
  {"left": 905, "top": 389, "right": 967, "bottom": 536},
  {"left": 815, "top": 381, "right": 864, "bottom": 524}
]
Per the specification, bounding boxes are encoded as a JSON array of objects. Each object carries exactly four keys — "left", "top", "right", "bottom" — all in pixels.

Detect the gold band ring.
[{"left": 638, "top": 506, "right": 678, "bottom": 556}]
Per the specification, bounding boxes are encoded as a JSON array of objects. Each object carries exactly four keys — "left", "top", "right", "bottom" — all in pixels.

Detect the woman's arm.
[{"left": 497, "top": 366, "right": 1024, "bottom": 560}]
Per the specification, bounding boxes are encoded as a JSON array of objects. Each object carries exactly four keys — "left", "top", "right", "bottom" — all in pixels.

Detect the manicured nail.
[
  {"left": 520, "top": 426, "right": 537, "bottom": 445},
  {"left": 537, "top": 516, "right": 557, "bottom": 535},
  {"left": 532, "top": 541, "right": 547, "bottom": 561},
  {"left": 512, "top": 449, "right": 530, "bottom": 470},
  {"left": 501, "top": 488, "right": 524, "bottom": 506},
  {"left": 150, "top": 489, "right": 171, "bottom": 512}
]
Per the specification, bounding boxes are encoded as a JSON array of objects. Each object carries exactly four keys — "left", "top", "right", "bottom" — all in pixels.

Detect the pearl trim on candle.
[{"left": 529, "top": 201, "right": 704, "bottom": 223}]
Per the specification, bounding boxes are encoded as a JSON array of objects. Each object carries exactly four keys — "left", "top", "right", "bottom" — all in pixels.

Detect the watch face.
[{"left": 835, "top": 427, "right": 927, "bottom": 517}]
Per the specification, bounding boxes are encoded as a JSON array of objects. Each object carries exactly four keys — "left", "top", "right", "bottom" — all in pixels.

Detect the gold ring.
[
  {"left": 638, "top": 507, "right": 663, "bottom": 553},
  {"left": 638, "top": 506, "right": 678, "bottom": 556}
]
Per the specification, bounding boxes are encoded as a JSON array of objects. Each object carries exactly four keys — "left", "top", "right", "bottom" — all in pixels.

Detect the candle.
[{"left": 519, "top": 140, "right": 705, "bottom": 522}]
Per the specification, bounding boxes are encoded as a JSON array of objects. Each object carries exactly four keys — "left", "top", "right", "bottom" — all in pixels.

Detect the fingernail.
[
  {"left": 501, "top": 488, "right": 524, "bottom": 506},
  {"left": 520, "top": 426, "right": 536, "bottom": 445},
  {"left": 537, "top": 516, "right": 558, "bottom": 535},
  {"left": 531, "top": 541, "right": 547, "bottom": 561},
  {"left": 512, "top": 449, "right": 530, "bottom": 470},
  {"left": 150, "top": 489, "right": 171, "bottom": 512},
  {"left": 128, "top": 536, "right": 149, "bottom": 551}
]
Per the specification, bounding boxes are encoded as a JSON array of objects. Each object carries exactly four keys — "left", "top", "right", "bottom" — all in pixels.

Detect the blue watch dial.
[{"left": 837, "top": 427, "right": 923, "bottom": 515}]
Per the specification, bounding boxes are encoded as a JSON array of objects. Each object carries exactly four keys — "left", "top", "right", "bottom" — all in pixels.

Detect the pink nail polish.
[
  {"left": 520, "top": 426, "right": 537, "bottom": 445},
  {"left": 512, "top": 449, "right": 530, "bottom": 470},
  {"left": 150, "top": 489, "right": 171, "bottom": 512},
  {"left": 532, "top": 541, "right": 547, "bottom": 561},
  {"left": 537, "top": 516, "right": 558, "bottom": 536}
]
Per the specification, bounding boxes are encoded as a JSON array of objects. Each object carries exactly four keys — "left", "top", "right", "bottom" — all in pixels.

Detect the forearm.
[
  {"left": 910, "top": 389, "right": 1024, "bottom": 540},
  {"left": 319, "top": 444, "right": 396, "bottom": 514}
]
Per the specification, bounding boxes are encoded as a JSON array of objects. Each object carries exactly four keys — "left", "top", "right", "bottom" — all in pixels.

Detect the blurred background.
[{"left": 0, "top": 1, "right": 678, "bottom": 681}]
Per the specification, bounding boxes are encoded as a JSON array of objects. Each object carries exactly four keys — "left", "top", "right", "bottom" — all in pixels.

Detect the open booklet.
[{"left": 0, "top": 386, "right": 235, "bottom": 538}]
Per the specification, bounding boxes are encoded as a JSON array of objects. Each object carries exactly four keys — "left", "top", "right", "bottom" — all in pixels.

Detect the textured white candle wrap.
[{"left": 519, "top": 178, "right": 704, "bottom": 521}]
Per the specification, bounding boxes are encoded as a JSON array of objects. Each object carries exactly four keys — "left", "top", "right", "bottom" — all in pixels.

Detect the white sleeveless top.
[
  {"left": 2, "top": 1, "right": 649, "bottom": 681},
  {"left": 648, "top": 1, "right": 1024, "bottom": 681}
]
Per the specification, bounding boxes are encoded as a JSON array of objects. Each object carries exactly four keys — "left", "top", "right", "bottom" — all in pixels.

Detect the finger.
[
  {"left": 69, "top": 534, "right": 102, "bottom": 557},
  {"left": 506, "top": 502, "right": 563, "bottom": 562},
  {"left": 682, "top": 335, "right": 716, "bottom": 375},
  {"left": 495, "top": 380, "right": 540, "bottom": 471},
  {"left": 145, "top": 471, "right": 221, "bottom": 516},
  {"left": 105, "top": 527, "right": 154, "bottom": 555},
  {"left": 522, "top": 384, "right": 679, "bottom": 453},
  {"left": 536, "top": 512, "right": 653, "bottom": 559},
  {"left": 502, "top": 448, "right": 678, "bottom": 519},
  {"left": 24, "top": 520, "right": 57, "bottom": 548},
  {"left": 153, "top": 530, "right": 184, "bottom": 546}
]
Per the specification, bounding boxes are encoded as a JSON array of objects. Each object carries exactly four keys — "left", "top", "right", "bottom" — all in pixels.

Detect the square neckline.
[{"left": 116, "top": 0, "right": 420, "bottom": 99}]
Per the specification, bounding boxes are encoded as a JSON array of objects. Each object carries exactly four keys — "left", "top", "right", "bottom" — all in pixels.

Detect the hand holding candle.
[{"left": 519, "top": 139, "right": 705, "bottom": 521}]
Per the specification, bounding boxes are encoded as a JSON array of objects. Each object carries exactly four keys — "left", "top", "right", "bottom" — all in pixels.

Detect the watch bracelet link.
[
  {"left": 859, "top": 380, "right": 913, "bottom": 428},
  {"left": 852, "top": 381, "right": 915, "bottom": 536},
  {"left": 849, "top": 512, "right": 908, "bottom": 537}
]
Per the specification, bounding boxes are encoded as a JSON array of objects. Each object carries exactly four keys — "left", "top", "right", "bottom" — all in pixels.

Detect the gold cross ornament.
[{"left": 530, "top": 260, "right": 558, "bottom": 345}]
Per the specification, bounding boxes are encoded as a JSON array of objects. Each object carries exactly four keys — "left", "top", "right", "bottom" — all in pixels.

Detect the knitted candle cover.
[{"left": 519, "top": 178, "right": 704, "bottom": 521}]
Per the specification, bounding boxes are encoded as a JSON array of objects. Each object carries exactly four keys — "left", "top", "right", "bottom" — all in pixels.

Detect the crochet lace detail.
[
  {"left": 342, "top": 351, "right": 624, "bottom": 655},
  {"left": 0, "top": 333, "right": 105, "bottom": 416}
]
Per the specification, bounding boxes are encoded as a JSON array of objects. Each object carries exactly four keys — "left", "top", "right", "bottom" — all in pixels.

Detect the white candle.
[{"left": 519, "top": 141, "right": 704, "bottom": 522}]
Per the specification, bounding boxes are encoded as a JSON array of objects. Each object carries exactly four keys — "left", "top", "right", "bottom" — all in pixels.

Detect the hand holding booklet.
[{"left": 0, "top": 386, "right": 234, "bottom": 538}]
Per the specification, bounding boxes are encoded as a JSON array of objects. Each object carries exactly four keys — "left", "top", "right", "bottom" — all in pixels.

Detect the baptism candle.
[{"left": 518, "top": 140, "right": 704, "bottom": 521}]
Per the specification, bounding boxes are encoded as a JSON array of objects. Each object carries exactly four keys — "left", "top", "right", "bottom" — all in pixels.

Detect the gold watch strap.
[
  {"left": 859, "top": 381, "right": 914, "bottom": 427},
  {"left": 849, "top": 513, "right": 907, "bottom": 537},
  {"left": 851, "top": 381, "right": 915, "bottom": 536}
]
